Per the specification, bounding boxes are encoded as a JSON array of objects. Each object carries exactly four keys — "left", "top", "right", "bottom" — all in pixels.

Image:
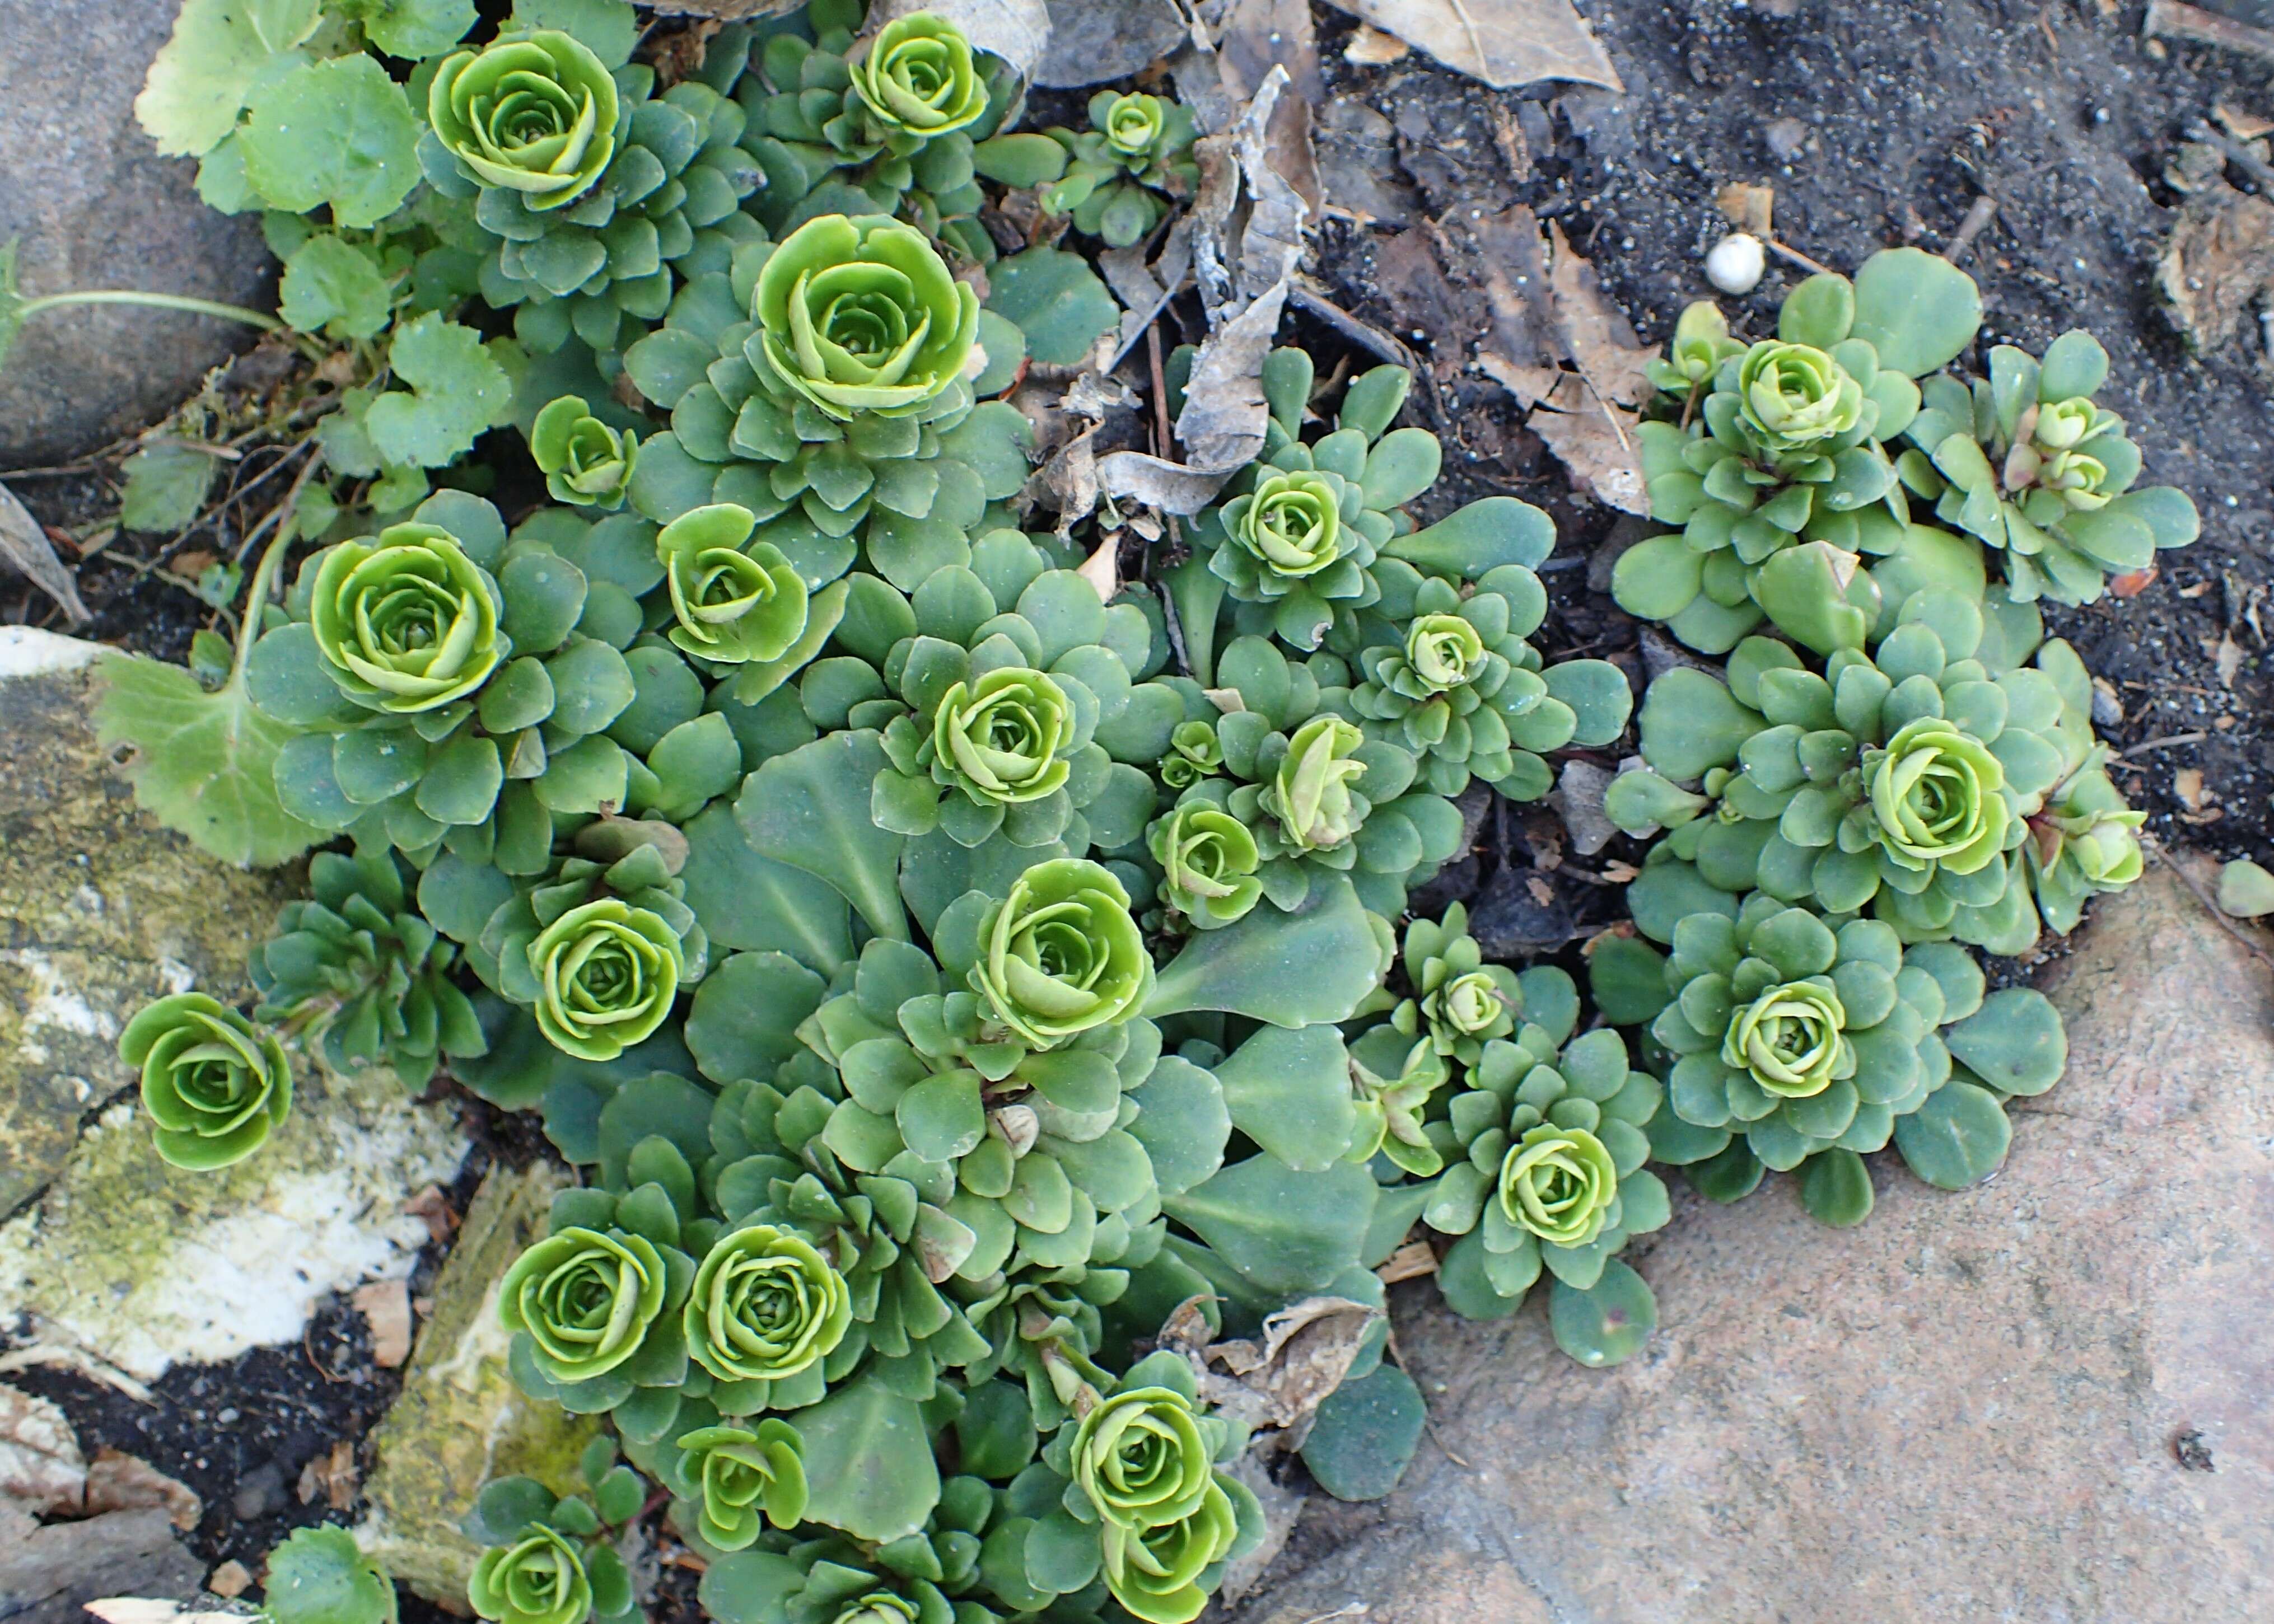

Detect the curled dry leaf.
[
  {"left": 0, "top": 479, "right": 92, "bottom": 625},
  {"left": 81, "top": 1450, "right": 202, "bottom": 1532},
  {"left": 1157, "top": 1294, "right": 1384, "bottom": 1440},
  {"left": 0, "top": 1382, "right": 85, "bottom": 1515},
  {"left": 1344, "top": 23, "right": 1412, "bottom": 65},
  {"left": 1374, "top": 1240, "right": 1440, "bottom": 1284},
  {"left": 1552, "top": 757, "right": 1621, "bottom": 856},
  {"left": 352, "top": 1279, "right": 414, "bottom": 1369},
  {"left": 1319, "top": 0, "right": 1623, "bottom": 92},
  {"left": 205, "top": 1562, "right": 254, "bottom": 1600},
  {"left": 2159, "top": 181, "right": 2274, "bottom": 371}
]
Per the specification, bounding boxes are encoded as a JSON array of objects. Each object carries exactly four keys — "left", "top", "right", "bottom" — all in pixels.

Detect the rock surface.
[
  {"left": 1229, "top": 866, "right": 2274, "bottom": 1624},
  {"left": 359, "top": 1162, "right": 602, "bottom": 1608},
  {"left": 0, "top": 628, "right": 298, "bottom": 1219},
  {"left": 0, "top": 0, "right": 274, "bottom": 466},
  {"left": 0, "top": 628, "right": 469, "bottom": 1377}
]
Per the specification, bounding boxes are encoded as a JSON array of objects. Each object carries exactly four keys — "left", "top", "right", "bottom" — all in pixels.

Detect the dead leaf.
[
  {"left": 0, "top": 1383, "right": 86, "bottom": 1515},
  {"left": 1344, "top": 22, "right": 1411, "bottom": 64},
  {"left": 1551, "top": 759, "right": 1621, "bottom": 856},
  {"left": 1076, "top": 535, "right": 1120, "bottom": 602},
  {"left": 353, "top": 1279, "right": 414, "bottom": 1369},
  {"left": 1319, "top": 0, "right": 1622, "bottom": 92},
  {"left": 2216, "top": 631, "right": 2244, "bottom": 686},
  {"left": 0, "top": 479, "right": 92, "bottom": 624},
  {"left": 2110, "top": 567, "right": 2160, "bottom": 598},
  {"left": 1601, "top": 859, "right": 1640, "bottom": 883},
  {"left": 1158, "top": 1294, "right": 1383, "bottom": 1442},
  {"left": 296, "top": 1440, "right": 358, "bottom": 1511},
  {"left": 81, "top": 1451, "right": 200, "bottom": 1532},
  {"left": 1716, "top": 180, "right": 1776, "bottom": 238},
  {"left": 2175, "top": 767, "right": 2207, "bottom": 811},
  {"left": 1216, "top": 0, "right": 1323, "bottom": 213},
  {"left": 1520, "top": 371, "right": 1648, "bottom": 513},
  {"left": 401, "top": 1185, "right": 457, "bottom": 1247},
  {"left": 206, "top": 1564, "right": 253, "bottom": 1601},
  {"left": 2159, "top": 180, "right": 2274, "bottom": 368},
  {"left": 1375, "top": 1241, "right": 1439, "bottom": 1283},
  {"left": 82, "top": 1602, "right": 242, "bottom": 1624},
  {"left": 870, "top": 0, "right": 1051, "bottom": 78}
]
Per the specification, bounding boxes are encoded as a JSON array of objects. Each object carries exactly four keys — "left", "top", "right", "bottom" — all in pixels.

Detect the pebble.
[
  {"left": 231, "top": 1461, "right": 285, "bottom": 1522},
  {"left": 1707, "top": 233, "right": 1767, "bottom": 294}
]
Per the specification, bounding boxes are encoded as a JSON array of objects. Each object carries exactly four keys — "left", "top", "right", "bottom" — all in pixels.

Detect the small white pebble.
[{"left": 1706, "top": 232, "right": 1767, "bottom": 294}]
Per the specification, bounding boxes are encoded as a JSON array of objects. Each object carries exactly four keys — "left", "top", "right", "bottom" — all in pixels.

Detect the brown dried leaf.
[
  {"left": 1319, "top": 0, "right": 1622, "bottom": 91},
  {"left": 1076, "top": 535, "right": 1120, "bottom": 602},
  {"left": 353, "top": 1279, "right": 414, "bottom": 1369},
  {"left": 1375, "top": 1241, "right": 1439, "bottom": 1284},
  {"left": 82, "top": 1450, "right": 200, "bottom": 1532},
  {"left": 2175, "top": 767, "right": 2207, "bottom": 811},
  {"left": 1523, "top": 372, "right": 1647, "bottom": 514},
  {"left": 296, "top": 1440, "right": 358, "bottom": 1511},
  {"left": 2216, "top": 631, "right": 2243, "bottom": 687},
  {"left": 0, "top": 480, "right": 92, "bottom": 625},
  {"left": 207, "top": 1562, "right": 254, "bottom": 1600},
  {"left": 2110, "top": 567, "right": 2160, "bottom": 598},
  {"left": 0, "top": 1383, "right": 85, "bottom": 1515},
  {"left": 1158, "top": 1295, "right": 1383, "bottom": 1439},
  {"left": 2159, "top": 181, "right": 2274, "bottom": 362},
  {"left": 1344, "top": 22, "right": 1411, "bottom": 64},
  {"left": 1716, "top": 181, "right": 1776, "bottom": 237},
  {"left": 401, "top": 1185, "right": 457, "bottom": 1248}
]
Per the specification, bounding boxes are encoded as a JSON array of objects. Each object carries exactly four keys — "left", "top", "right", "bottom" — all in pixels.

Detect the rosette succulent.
[
  {"left": 1615, "top": 249, "right": 1987, "bottom": 652},
  {"left": 672, "top": 1420, "right": 808, "bottom": 1549},
  {"left": 1343, "top": 1024, "right": 1451, "bottom": 1177},
  {"left": 249, "top": 850, "right": 485, "bottom": 1088},
  {"left": 1897, "top": 330, "right": 2201, "bottom": 604},
  {"left": 469, "top": 1527, "right": 592, "bottom": 1624},
  {"left": 520, "top": 898, "right": 687, "bottom": 1060},
  {"left": 252, "top": 495, "right": 647, "bottom": 870},
  {"left": 1156, "top": 720, "right": 1222, "bottom": 789},
  {"left": 739, "top": 3, "right": 1015, "bottom": 244},
  {"left": 1344, "top": 567, "right": 1631, "bottom": 799},
  {"left": 120, "top": 993, "right": 293, "bottom": 1171},
  {"left": 2024, "top": 753, "right": 2146, "bottom": 934},
  {"left": 1605, "top": 602, "right": 2111, "bottom": 953},
  {"left": 424, "top": 33, "right": 764, "bottom": 358},
  {"left": 499, "top": 1224, "right": 674, "bottom": 1385},
  {"left": 854, "top": 532, "right": 1177, "bottom": 849},
  {"left": 530, "top": 396, "right": 638, "bottom": 509},
  {"left": 1146, "top": 802, "right": 1263, "bottom": 930},
  {"left": 1385, "top": 902, "right": 1519, "bottom": 1066},
  {"left": 754, "top": 213, "right": 980, "bottom": 422},
  {"left": 1418, "top": 974, "right": 1668, "bottom": 1345},
  {"left": 1173, "top": 351, "right": 1572, "bottom": 661},
  {"left": 657, "top": 503, "right": 810, "bottom": 664},
  {"left": 685, "top": 1223, "right": 853, "bottom": 1384},
  {"left": 968, "top": 859, "right": 1151, "bottom": 1049},
  {"left": 1030, "top": 91, "right": 1201, "bottom": 249},
  {"left": 1070, "top": 1384, "right": 1213, "bottom": 1528},
  {"left": 1100, "top": 1475, "right": 1243, "bottom": 1623}
]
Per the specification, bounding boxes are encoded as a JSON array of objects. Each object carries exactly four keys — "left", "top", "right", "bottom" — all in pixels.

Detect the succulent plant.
[
  {"left": 736, "top": 2, "right": 1017, "bottom": 246},
  {"left": 250, "top": 849, "right": 485, "bottom": 1087},
  {"left": 499, "top": 1223, "right": 677, "bottom": 1384},
  {"left": 1156, "top": 720, "right": 1222, "bottom": 789},
  {"left": 530, "top": 395, "right": 639, "bottom": 509},
  {"left": 1030, "top": 91, "right": 1200, "bottom": 249},
  {"left": 1383, "top": 902, "right": 1519, "bottom": 1067},
  {"left": 1414, "top": 970, "right": 1668, "bottom": 1360},
  {"left": 464, "top": 1445, "right": 646, "bottom": 1624},
  {"left": 1897, "top": 331, "right": 2202, "bottom": 604},
  {"left": 685, "top": 1221, "right": 854, "bottom": 1382},
  {"left": 962, "top": 858, "right": 1152, "bottom": 1048},
  {"left": 2023, "top": 750, "right": 2146, "bottom": 935},
  {"left": 1342, "top": 1025, "right": 1451, "bottom": 1177},
  {"left": 1615, "top": 249, "right": 1985, "bottom": 652},
  {"left": 120, "top": 993, "right": 294, "bottom": 1171},
  {"left": 424, "top": 31, "right": 764, "bottom": 358},
  {"left": 657, "top": 503, "right": 811, "bottom": 665},
  {"left": 1604, "top": 600, "right": 2120, "bottom": 953},
  {"left": 1170, "top": 351, "right": 1570, "bottom": 663},
  {"left": 1146, "top": 801, "right": 1263, "bottom": 930},
  {"left": 469, "top": 1526, "right": 594, "bottom": 1624},
  {"left": 306, "top": 520, "right": 505, "bottom": 713},
  {"left": 670, "top": 1418, "right": 808, "bottom": 1550}
]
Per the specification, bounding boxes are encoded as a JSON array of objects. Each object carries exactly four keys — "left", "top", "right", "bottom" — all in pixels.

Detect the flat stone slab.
[{"left": 1230, "top": 865, "right": 2274, "bottom": 1623}]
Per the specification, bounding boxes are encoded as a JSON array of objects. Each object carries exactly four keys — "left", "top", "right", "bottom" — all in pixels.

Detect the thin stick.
[
  {"left": 1764, "top": 237, "right": 1835, "bottom": 277},
  {"left": 2147, "top": 836, "right": 2274, "bottom": 968},
  {"left": 1445, "top": 0, "right": 1489, "bottom": 78},
  {"left": 2121, "top": 729, "right": 2208, "bottom": 757},
  {"left": 17, "top": 289, "right": 282, "bottom": 331},
  {"left": 1147, "top": 319, "right": 1174, "bottom": 457},
  {"left": 1944, "top": 195, "right": 2001, "bottom": 262}
]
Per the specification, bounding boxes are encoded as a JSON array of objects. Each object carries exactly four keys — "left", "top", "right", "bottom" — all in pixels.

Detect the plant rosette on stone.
[
  {"left": 1406, "top": 967, "right": 1669, "bottom": 1367},
  {"left": 119, "top": 992, "right": 295, "bottom": 1171},
  {"left": 618, "top": 218, "right": 1043, "bottom": 589},
  {"left": 1615, "top": 249, "right": 1985, "bottom": 652},
  {"left": 1896, "top": 330, "right": 2202, "bottom": 606},
  {"left": 1157, "top": 635, "right": 1463, "bottom": 919},
  {"left": 738, "top": 1, "right": 1020, "bottom": 251},
  {"left": 422, "top": 22, "right": 765, "bottom": 358},
  {"left": 464, "top": 1442, "right": 648, "bottom": 1624},
  {"left": 249, "top": 494, "right": 652, "bottom": 870},
  {"left": 1010, "top": 90, "right": 1199, "bottom": 249},
  {"left": 1596, "top": 885, "right": 2068, "bottom": 1222},
  {"left": 1169, "top": 350, "right": 1579, "bottom": 664},
  {"left": 1344, "top": 565, "right": 1632, "bottom": 800},
  {"left": 1604, "top": 600, "right": 2122, "bottom": 954},
  {"left": 250, "top": 849, "right": 486, "bottom": 1087}
]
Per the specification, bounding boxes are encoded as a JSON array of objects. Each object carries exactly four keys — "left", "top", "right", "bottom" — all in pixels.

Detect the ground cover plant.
[{"left": 15, "top": 2, "right": 2201, "bottom": 1620}]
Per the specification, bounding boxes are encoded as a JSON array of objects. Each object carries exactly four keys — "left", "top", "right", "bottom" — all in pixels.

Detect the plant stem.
[
  {"left": 18, "top": 290, "right": 283, "bottom": 333},
  {"left": 234, "top": 522, "right": 298, "bottom": 679}
]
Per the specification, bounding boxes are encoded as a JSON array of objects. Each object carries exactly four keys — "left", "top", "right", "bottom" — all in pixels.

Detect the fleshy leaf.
[
  {"left": 795, "top": 1380, "right": 941, "bottom": 1543},
  {"left": 1146, "top": 877, "right": 1385, "bottom": 1026},
  {"left": 1297, "top": 1364, "right": 1425, "bottom": 1503},
  {"left": 1163, "top": 1154, "right": 1377, "bottom": 1295},
  {"left": 735, "top": 731, "right": 909, "bottom": 941}
]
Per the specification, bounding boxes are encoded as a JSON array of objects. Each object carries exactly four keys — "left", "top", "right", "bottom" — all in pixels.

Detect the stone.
[
  {"left": 0, "top": 631, "right": 470, "bottom": 1377},
  {"left": 0, "top": 0, "right": 274, "bottom": 466},
  {"left": 1227, "top": 865, "right": 2274, "bottom": 1624},
  {"left": 0, "top": 1505, "right": 204, "bottom": 1624},
  {"left": 358, "top": 1162, "right": 603, "bottom": 1610},
  {"left": 1034, "top": 0, "right": 1187, "bottom": 87},
  {"left": 0, "top": 627, "right": 301, "bottom": 1218}
]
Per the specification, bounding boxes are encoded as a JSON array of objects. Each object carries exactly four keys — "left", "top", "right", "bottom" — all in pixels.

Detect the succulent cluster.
[{"left": 101, "top": 2, "right": 2166, "bottom": 1617}]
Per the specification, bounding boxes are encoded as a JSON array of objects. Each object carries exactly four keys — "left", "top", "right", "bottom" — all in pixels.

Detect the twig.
[
  {"left": 1445, "top": 0, "right": 1489, "bottom": 78},
  {"left": 1295, "top": 1608, "right": 1369, "bottom": 1624},
  {"left": 2186, "top": 120, "right": 2274, "bottom": 194},
  {"left": 1944, "top": 195, "right": 2000, "bottom": 263},
  {"left": 2121, "top": 729, "right": 2208, "bottom": 756},
  {"left": 2147, "top": 835, "right": 2274, "bottom": 968},
  {"left": 232, "top": 440, "right": 324, "bottom": 565},
  {"left": 1147, "top": 320, "right": 1174, "bottom": 458},
  {"left": 2145, "top": 0, "right": 2274, "bottom": 67},
  {"left": 1764, "top": 238, "right": 1834, "bottom": 277},
  {"left": 0, "top": 1341, "right": 157, "bottom": 1402}
]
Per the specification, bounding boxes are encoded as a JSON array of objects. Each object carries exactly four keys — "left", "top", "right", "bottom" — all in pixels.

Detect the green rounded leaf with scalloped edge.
[{"left": 263, "top": 1525, "right": 399, "bottom": 1624}]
